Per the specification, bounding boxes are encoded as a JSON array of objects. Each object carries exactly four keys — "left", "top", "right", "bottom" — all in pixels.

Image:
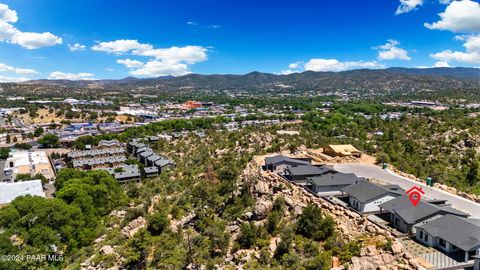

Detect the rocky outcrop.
[
  {"left": 253, "top": 198, "right": 273, "bottom": 220},
  {"left": 434, "top": 183, "right": 480, "bottom": 203},
  {"left": 234, "top": 155, "right": 419, "bottom": 270},
  {"left": 121, "top": 216, "right": 146, "bottom": 238},
  {"left": 343, "top": 245, "right": 424, "bottom": 270}
]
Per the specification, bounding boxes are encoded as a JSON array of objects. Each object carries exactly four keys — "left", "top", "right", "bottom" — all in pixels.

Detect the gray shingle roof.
[
  {"left": 415, "top": 215, "right": 480, "bottom": 251},
  {"left": 307, "top": 173, "right": 366, "bottom": 187},
  {"left": 341, "top": 181, "right": 403, "bottom": 203},
  {"left": 155, "top": 159, "right": 173, "bottom": 167},
  {"left": 144, "top": 166, "right": 159, "bottom": 174},
  {"left": 147, "top": 155, "right": 162, "bottom": 162},
  {"left": 379, "top": 196, "right": 468, "bottom": 225},
  {"left": 265, "top": 155, "right": 310, "bottom": 166},
  {"left": 285, "top": 165, "right": 336, "bottom": 177}
]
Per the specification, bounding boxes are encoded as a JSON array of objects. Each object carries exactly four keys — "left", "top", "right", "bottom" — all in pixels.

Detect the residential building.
[
  {"left": 284, "top": 165, "right": 336, "bottom": 184},
  {"left": 341, "top": 182, "right": 403, "bottom": 213},
  {"left": 323, "top": 144, "right": 362, "bottom": 157},
  {"left": 103, "top": 165, "right": 141, "bottom": 182},
  {"left": 306, "top": 172, "right": 367, "bottom": 194},
  {"left": 68, "top": 147, "right": 126, "bottom": 170},
  {"left": 98, "top": 139, "right": 123, "bottom": 148},
  {"left": 415, "top": 215, "right": 480, "bottom": 262},
  {"left": 264, "top": 155, "right": 311, "bottom": 172},
  {"left": 379, "top": 196, "right": 469, "bottom": 233},
  {"left": 144, "top": 166, "right": 159, "bottom": 178},
  {"left": 0, "top": 180, "right": 45, "bottom": 204}
]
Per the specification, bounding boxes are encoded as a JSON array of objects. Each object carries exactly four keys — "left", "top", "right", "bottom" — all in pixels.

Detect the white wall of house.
[
  {"left": 314, "top": 184, "right": 348, "bottom": 193},
  {"left": 415, "top": 229, "right": 436, "bottom": 247},
  {"left": 350, "top": 195, "right": 396, "bottom": 213}
]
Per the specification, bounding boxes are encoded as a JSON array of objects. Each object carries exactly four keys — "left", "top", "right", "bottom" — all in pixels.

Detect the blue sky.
[{"left": 0, "top": 0, "right": 479, "bottom": 81}]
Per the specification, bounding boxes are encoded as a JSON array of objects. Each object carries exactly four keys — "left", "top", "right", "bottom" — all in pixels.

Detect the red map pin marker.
[{"left": 406, "top": 186, "right": 425, "bottom": 207}]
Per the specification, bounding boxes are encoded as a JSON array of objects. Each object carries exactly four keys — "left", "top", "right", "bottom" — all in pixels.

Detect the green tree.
[
  {"left": 34, "top": 127, "right": 44, "bottom": 137},
  {"left": 147, "top": 212, "right": 169, "bottom": 236},
  {"left": 38, "top": 134, "right": 60, "bottom": 148},
  {"left": 296, "top": 204, "right": 335, "bottom": 241}
]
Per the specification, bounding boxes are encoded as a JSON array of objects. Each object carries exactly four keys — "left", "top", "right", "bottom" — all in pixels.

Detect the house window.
[
  {"left": 419, "top": 231, "right": 424, "bottom": 239},
  {"left": 439, "top": 238, "right": 446, "bottom": 247},
  {"left": 424, "top": 234, "right": 428, "bottom": 242}
]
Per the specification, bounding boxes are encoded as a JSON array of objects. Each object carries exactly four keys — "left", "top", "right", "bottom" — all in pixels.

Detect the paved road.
[
  {"left": 333, "top": 163, "right": 480, "bottom": 218},
  {"left": 12, "top": 118, "right": 27, "bottom": 128}
]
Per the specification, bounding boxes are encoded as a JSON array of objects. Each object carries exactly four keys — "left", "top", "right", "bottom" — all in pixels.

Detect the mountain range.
[{"left": 4, "top": 67, "right": 479, "bottom": 98}]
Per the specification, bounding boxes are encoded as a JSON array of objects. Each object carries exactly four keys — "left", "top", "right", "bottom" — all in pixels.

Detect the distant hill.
[
  {"left": 386, "top": 67, "right": 480, "bottom": 80},
  {"left": 9, "top": 67, "right": 480, "bottom": 99}
]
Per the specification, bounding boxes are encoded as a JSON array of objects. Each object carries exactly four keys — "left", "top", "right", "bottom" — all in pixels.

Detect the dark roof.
[
  {"left": 341, "top": 181, "right": 403, "bottom": 203},
  {"left": 155, "top": 159, "right": 173, "bottom": 167},
  {"left": 140, "top": 150, "right": 154, "bottom": 158},
  {"left": 307, "top": 173, "right": 366, "bottom": 187},
  {"left": 265, "top": 155, "right": 310, "bottom": 166},
  {"left": 415, "top": 215, "right": 480, "bottom": 251},
  {"left": 285, "top": 165, "right": 335, "bottom": 176},
  {"left": 147, "top": 155, "right": 162, "bottom": 162},
  {"left": 144, "top": 166, "right": 159, "bottom": 174},
  {"left": 379, "top": 196, "right": 468, "bottom": 225}
]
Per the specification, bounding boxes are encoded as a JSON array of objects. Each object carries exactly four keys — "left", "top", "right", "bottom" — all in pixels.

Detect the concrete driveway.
[{"left": 333, "top": 163, "right": 480, "bottom": 218}]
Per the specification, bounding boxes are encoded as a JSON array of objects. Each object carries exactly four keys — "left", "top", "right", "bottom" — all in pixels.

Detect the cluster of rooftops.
[
  {"left": 65, "top": 139, "right": 174, "bottom": 182},
  {"left": 127, "top": 140, "right": 174, "bottom": 173},
  {"left": 264, "top": 154, "right": 480, "bottom": 262}
]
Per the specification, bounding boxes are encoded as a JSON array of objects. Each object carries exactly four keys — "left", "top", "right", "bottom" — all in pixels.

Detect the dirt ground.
[
  {"left": 257, "top": 148, "right": 377, "bottom": 166},
  {"left": 15, "top": 109, "right": 131, "bottom": 125}
]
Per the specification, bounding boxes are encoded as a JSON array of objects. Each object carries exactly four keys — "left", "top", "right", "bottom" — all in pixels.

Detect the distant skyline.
[{"left": 0, "top": 0, "right": 479, "bottom": 81}]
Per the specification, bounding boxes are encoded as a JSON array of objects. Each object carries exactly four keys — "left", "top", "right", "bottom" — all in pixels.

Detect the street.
[{"left": 333, "top": 163, "right": 480, "bottom": 218}]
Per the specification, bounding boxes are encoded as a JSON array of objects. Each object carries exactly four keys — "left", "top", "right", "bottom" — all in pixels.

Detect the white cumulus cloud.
[
  {"left": 129, "top": 60, "right": 190, "bottom": 77},
  {"left": 375, "top": 39, "right": 411, "bottom": 61},
  {"left": 0, "top": 3, "right": 17, "bottom": 23},
  {"left": 425, "top": 0, "right": 480, "bottom": 33},
  {"left": 0, "top": 3, "right": 62, "bottom": 49},
  {"left": 433, "top": 61, "right": 451, "bottom": 67},
  {"left": 0, "top": 75, "right": 29, "bottom": 82},
  {"left": 304, "top": 59, "right": 382, "bottom": 72},
  {"left": 48, "top": 71, "right": 95, "bottom": 80},
  {"left": 117, "top": 58, "right": 144, "bottom": 68},
  {"left": 396, "top": 0, "right": 424, "bottom": 14},
  {"left": 68, "top": 43, "right": 86, "bottom": 51},
  {"left": 0, "top": 63, "right": 38, "bottom": 74},
  {"left": 93, "top": 39, "right": 208, "bottom": 77},
  {"left": 430, "top": 34, "right": 480, "bottom": 64}
]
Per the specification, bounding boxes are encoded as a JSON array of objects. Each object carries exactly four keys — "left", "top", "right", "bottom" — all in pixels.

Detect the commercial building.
[
  {"left": 4, "top": 150, "right": 55, "bottom": 181},
  {"left": 0, "top": 180, "right": 45, "bottom": 204}
]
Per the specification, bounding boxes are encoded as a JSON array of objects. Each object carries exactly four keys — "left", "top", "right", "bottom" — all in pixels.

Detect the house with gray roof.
[
  {"left": 144, "top": 166, "right": 159, "bottom": 177},
  {"left": 284, "top": 165, "right": 336, "bottom": 184},
  {"left": 264, "top": 155, "right": 311, "bottom": 172},
  {"left": 415, "top": 215, "right": 480, "bottom": 262},
  {"left": 341, "top": 181, "right": 404, "bottom": 213},
  {"left": 379, "top": 196, "right": 469, "bottom": 233},
  {"left": 103, "top": 164, "right": 141, "bottom": 182},
  {"left": 306, "top": 172, "right": 367, "bottom": 194},
  {"left": 146, "top": 154, "right": 162, "bottom": 166},
  {"left": 155, "top": 158, "right": 174, "bottom": 173},
  {"left": 139, "top": 150, "right": 154, "bottom": 164}
]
